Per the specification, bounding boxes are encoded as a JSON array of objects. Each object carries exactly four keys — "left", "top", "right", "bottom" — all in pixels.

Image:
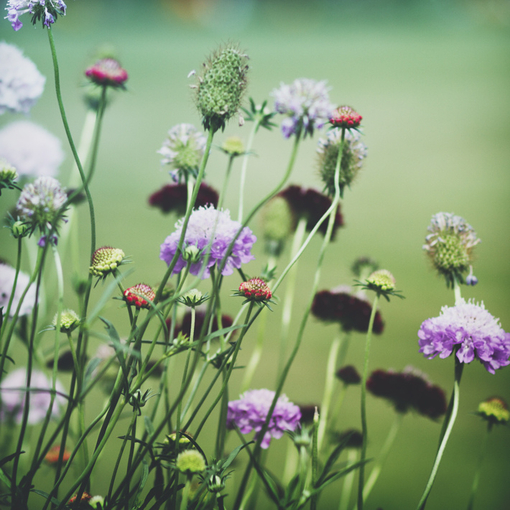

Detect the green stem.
[
  {"left": 237, "top": 119, "right": 259, "bottom": 222},
  {"left": 467, "top": 423, "right": 492, "bottom": 510},
  {"left": 339, "top": 449, "right": 358, "bottom": 510}
]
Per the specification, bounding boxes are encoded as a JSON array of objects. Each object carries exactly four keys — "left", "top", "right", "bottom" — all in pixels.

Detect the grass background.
[{"left": 1, "top": 0, "right": 509, "bottom": 508}]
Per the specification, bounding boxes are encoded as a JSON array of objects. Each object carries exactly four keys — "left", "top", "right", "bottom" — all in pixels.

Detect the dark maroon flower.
[
  {"left": 148, "top": 182, "right": 219, "bottom": 216},
  {"left": 366, "top": 367, "right": 447, "bottom": 420},
  {"left": 298, "top": 404, "right": 318, "bottom": 424},
  {"left": 311, "top": 288, "right": 384, "bottom": 334},
  {"left": 167, "top": 310, "right": 234, "bottom": 340},
  {"left": 278, "top": 185, "right": 343, "bottom": 239},
  {"left": 336, "top": 365, "right": 361, "bottom": 385}
]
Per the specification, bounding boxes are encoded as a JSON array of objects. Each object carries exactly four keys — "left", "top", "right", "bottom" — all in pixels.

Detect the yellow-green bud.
[
  {"left": 262, "top": 197, "right": 295, "bottom": 243},
  {"left": 90, "top": 246, "right": 125, "bottom": 277},
  {"left": 221, "top": 136, "right": 245, "bottom": 156},
  {"left": 477, "top": 397, "right": 509, "bottom": 424},
  {"left": 183, "top": 245, "right": 201, "bottom": 263},
  {"left": 179, "top": 289, "right": 207, "bottom": 308},
  {"left": 0, "top": 159, "right": 18, "bottom": 182},
  {"left": 366, "top": 269, "right": 396, "bottom": 292},
  {"left": 176, "top": 449, "right": 206, "bottom": 474},
  {"left": 52, "top": 309, "right": 80, "bottom": 333},
  {"left": 11, "top": 221, "right": 29, "bottom": 239}
]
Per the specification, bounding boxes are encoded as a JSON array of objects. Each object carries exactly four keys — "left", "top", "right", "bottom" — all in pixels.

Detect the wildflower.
[
  {"left": 418, "top": 299, "right": 510, "bottom": 374},
  {"left": 476, "top": 397, "right": 509, "bottom": 425},
  {"left": 237, "top": 277, "right": 272, "bottom": 302},
  {"left": 330, "top": 106, "right": 362, "bottom": 130},
  {"left": 311, "top": 286, "right": 384, "bottom": 334},
  {"left": 44, "top": 445, "right": 70, "bottom": 465},
  {"left": 16, "top": 176, "right": 67, "bottom": 231},
  {"left": 148, "top": 182, "right": 218, "bottom": 215},
  {"left": 367, "top": 367, "right": 447, "bottom": 420},
  {"left": 0, "top": 42, "right": 45, "bottom": 114},
  {"left": 0, "top": 159, "right": 19, "bottom": 195},
  {"left": 277, "top": 185, "right": 343, "bottom": 238},
  {"left": 158, "top": 123, "right": 207, "bottom": 182},
  {"left": 272, "top": 78, "right": 335, "bottom": 139},
  {"left": 220, "top": 136, "right": 245, "bottom": 156},
  {"left": 360, "top": 269, "right": 404, "bottom": 301},
  {"left": 89, "top": 246, "right": 125, "bottom": 278},
  {"left": 176, "top": 449, "right": 206, "bottom": 474},
  {"left": 5, "top": 0, "right": 66, "bottom": 31},
  {"left": 160, "top": 205, "right": 256, "bottom": 279},
  {"left": 317, "top": 128, "right": 367, "bottom": 197},
  {"left": 85, "top": 58, "right": 128, "bottom": 88},
  {"left": 0, "top": 262, "right": 36, "bottom": 317},
  {"left": 0, "top": 121, "right": 64, "bottom": 178},
  {"left": 193, "top": 44, "right": 249, "bottom": 132},
  {"left": 336, "top": 365, "right": 362, "bottom": 385},
  {"left": 52, "top": 309, "right": 80, "bottom": 333},
  {"left": 0, "top": 368, "right": 66, "bottom": 424},
  {"left": 423, "top": 212, "right": 481, "bottom": 287},
  {"left": 226, "top": 389, "right": 301, "bottom": 449},
  {"left": 123, "top": 283, "right": 155, "bottom": 309}
]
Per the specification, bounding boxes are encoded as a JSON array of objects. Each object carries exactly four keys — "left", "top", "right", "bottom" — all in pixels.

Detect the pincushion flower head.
[
  {"left": 226, "top": 389, "right": 301, "bottom": 449},
  {"left": 271, "top": 78, "right": 335, "bottom": 139},
  {"left": 423, "top": 212, "right": 481, "bottom": 288},
  {"left": 192, "top": 44, "right": 249, "bottom": 133},
  {"left": 0, "top": 262, "right": 36, "bottom": 317},
  {"left": 0, "top": 121, "right": 64, "bottom": 178},
  {"left": 160, "top": 205, "right": 256, "bottom": 279},
  {"left": 85, "top": 58, "right": 128, "bottom": 89},
  {"left": 317, "top": 127, "right": 367, "bottom": 197},
  {"left": 158, "top": 123, "right": 207, "bottom": 183},
  {"left": 418, "top": 299, "right": 510, "bottom": 374},
  {"left": 123, "top": 283, "right": 155, "bottom": 309},
  {"left": 476, "top": 397, "right": 509, "bottom": 426},
  {"left": 5, "top": 0, "right": 67, "bottom": 31},
  {"left": 0, "top": 41, "right": 45, "bottom": 114},
  {"left": 90, "top": 246, "right": 126, "bottom": 279},
  {"left": 236, "top": 277, "right": 273, "bottom": 307},
  {"left": 330, "top": 106, "right": 363, "bottom": 130},
  {"left": 0, "top": 368, "right": 66, "bottom": 424}
]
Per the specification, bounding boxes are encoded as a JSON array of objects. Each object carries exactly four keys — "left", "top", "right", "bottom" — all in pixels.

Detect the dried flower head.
[
  {"left": 367, "top": 367, "right": 447, "bottom": 420},
  {"left": 423, "top": 212, "right": 481, "bottom": 288},
  {"left": 330, "top": 106, "right": 363, "bottom": 129},
  {"left": 238, "top": 277, "right": 272, "bottom": 302},
  {"left": 52, "top": 309, "right": 80, "bottom": 333},
  {"left": 226, "top": 389, "right": 301, "bottom": 449},
  {"left": 476, "top": 397, "right": 509, "bottom": 425},
  {"left": 418, "top": 299, "right": 510, "bottom": 374},
  {"left": 317, "top": 128, "right": 367, "bottom": 197},
  {"left": 193, "top": 44, "right": 249, "bottom": 132},
  {"left": 0, "top": 121, "right": 64, "bottom": 178},
  {"left": 272, "top": 78, "right": 335, "bottom": 139},
  {"left": 85, "top": 58, "right": 128, "bottom": 88},
  {"left": 160, "top": 205, "right": 256, "bottom": 279},
  {"left": 149, "top": 182, "right": 218, "bottom": 215},
  {"left": 176, "top": 449, "right": 206, "bottom": 474},
  {"left": 336, "top": 365, "right": 362, "bottom": 385},
  {"left": 90, "top": 246, "right": 125, "bottom": 278},
  {"left": 158, "top": 123, "right": 207, "bottom": 182},
  {"left": 6, "top": 0, "right": 67, "bottom": 31},
  {"left": 0, "top": 42, "right": 45, "bottom": 114},
  {"left": 123, "top": 283, "right": 155, "bottom": 309}
]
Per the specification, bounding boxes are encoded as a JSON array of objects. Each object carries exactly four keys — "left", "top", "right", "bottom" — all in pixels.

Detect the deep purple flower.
[
  {"left": 167, "top": 309, "right": 234, "bottom": 340},
  {"left": 418, "top": 299, "right": 510, "bottom": 374},
  {"left": 336, "top": 365, "right": 361, "bottom": 385},
  {"left": 271, "top": 78, "right": 335, "bottom": 138},
  {"left": 149, "top": 182, "right": 219, "bottom": 215},
  {"left": 226, "top": 389, "right": 301, "bottom": 449},
  {"left": 0, "top": 368, "right": 66, "bottom": 424},
  {"left": 277, "top": 185, "right": 343, "bottom": 238},
  {"left": 367, "top": 367, "right": 447, "bottom": 420},
  {"left": 5, "top": 0, "right": 67, "bottom": 31},
  {"left": 160, "top": 205, "right": 256, "bottom": 279}
]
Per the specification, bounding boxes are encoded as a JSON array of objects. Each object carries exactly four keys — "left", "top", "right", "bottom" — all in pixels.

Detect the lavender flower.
[
  {"left": 158, "top": 123, "right": 207, "bottom": 182},
  {"left": 0, "top": 262, "right": 36, "bottom": 317},
  {"left": 160, "top": 205, "right": 256, "bottom": 279},
  {"left": 226, "top": 389, "right": 301, "bottom": 449},
  {"left": 5, "top": 0, "right": 67, "bottom": 31},
  {"left": 271, "top": 78, "right": 335, "bottom": 138},
  {"left": 0, "top": 42, "right": 45, "bottom": 115},
  {"left": 418, "top": 299, "right": 510, "bottom": 374},
  {"left": 0, "top": 368, "right": 66, "bottom": 424},
  {"left": 16, "top": 176, "right": 67, "bottom": 230},
  {"left": 0, "top": 121, "right": 64, "bottom": 178}
]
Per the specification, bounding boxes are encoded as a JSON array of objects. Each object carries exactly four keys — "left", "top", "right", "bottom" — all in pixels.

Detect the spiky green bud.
[{"left": 52, "top": 309, "right": 80, "bottom": 333}]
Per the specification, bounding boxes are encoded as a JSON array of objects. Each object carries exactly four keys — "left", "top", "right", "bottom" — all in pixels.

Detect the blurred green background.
[{"left": 1, "top": 0, "right": 510, "bottom": 508}]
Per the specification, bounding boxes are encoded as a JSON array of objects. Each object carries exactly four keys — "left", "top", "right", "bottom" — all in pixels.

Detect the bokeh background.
[{"left": 1, "top": 0, "right": 510, "bottom": 508}]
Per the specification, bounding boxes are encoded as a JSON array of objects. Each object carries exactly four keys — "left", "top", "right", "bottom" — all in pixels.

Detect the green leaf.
[
  {"left": 316, "top": 432, "right": 355, "bottom": 486},
  {"left": 30, "top": 489, "right": 62, "bottom": 506},
  {"left": 144, "top": 415, "right": 155, "bottom": 437},
  {"left": 222, "top": 442, "right": 252, "bottom": 470},
  {"left": 0, "top": 468, "right": 11, "bottom": 490}
]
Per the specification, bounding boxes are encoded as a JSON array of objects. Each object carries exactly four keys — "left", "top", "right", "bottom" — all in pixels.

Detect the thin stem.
[
  {"left": 339, "top": 449, "right": 358, "bottom": 510},
  {"left": 237, "top": 119, "right": 259, "bottom": 222},
  {"left": 467, "top": 423, "right": 492, "bottom": 510}
]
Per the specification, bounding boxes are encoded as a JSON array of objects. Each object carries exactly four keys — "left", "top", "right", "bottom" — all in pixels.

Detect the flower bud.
[
  {"left": 477, "top": 397, "right": 509, "bottom": 425},
  {"left": 221, "top": 136, "right": 245, "bottom": 156},
  {"left": 208, "top": 475, "right": 226, "bottom": 494},
  {"left": 123, "top": 283, "right": 155, "bottom": 309},
  {"left": 85, "top": 58, "right": 128, "bottom": 89},
  {"left": 182, "top": 245, "right": 201, "bottom": 263},
  {"left": 176, "top": 449, "right": 206, "bottom": 474},
  {"left": 11, "top": 220, "right": 29, "bottom": 239},
  {"left": 238, "top": 278, "right": 272, "bottom": 302},
  {"left": 179, "top": 289, "right": 207, "bottom": 308},
  {"left": 52, "top": 309, "right": 80, "bottom": 333},
  {"left": 90, "top": 246, "right": 125, "bottom": 278},
  {"left": 330, "top": 106, "right": 362, "bottom": 129},
  {"left": 0, "top": 159, "right": 18, "bottom": 192},
  {"left": 366, "top": 270, "right": 396, "bottom": 292}
]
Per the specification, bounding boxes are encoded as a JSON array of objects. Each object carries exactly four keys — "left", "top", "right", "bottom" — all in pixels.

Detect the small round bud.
[
  {"left": 176, "top": 449, "right": 206, "bottom": 474},
  {"left": 123, "top": 284, "right": 155, "bottom": 309},
  {"left": 466, "top": 274, "right": 478, "bottom": 286},
  {"left": 366, "top": 270, "right": 396, "bottom": 292},
  {"left": 85, "top": 58, "right": 128, "bottom": 88},
  {"left": 11, "top": 220, "right": 29, "bottom": 239},
  {"left": 221, "top": 136, "right": 245, "bottom": 156},
  {"left": 238, "top": 278, "right": 272, "bottom": 302},
  {"left": 208, "top": 474, "right": 226, "bottom": 494},
  {"left": 90, "top": 246, "right": 125, "bottom": 277},
  {"left": 182, "top": 245, "right": 201, "bottom": 263},
  {"left": 0, "top": 159, "right": 18, "bottom": 183},
  {"left": 330, "top": 106, "right": 362, "bottom": 129},
  {"left": 477, "top": 397, "right": 509, "bottom": 425},
  {"left": 52, "top": 309, "right": 80, "bottom": 333},
  {"left": 179, "top": 289, "right": 207, "bottom": 308}
]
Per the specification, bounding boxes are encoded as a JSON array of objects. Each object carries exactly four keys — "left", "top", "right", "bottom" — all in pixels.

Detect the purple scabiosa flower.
[
  {"left": 418, "top": 299, "right": 510, "bottom": 374},
  {"left": 85, "top": 58, "right": 128, "bottom": 89},
  {"left": 5, "top": 0, "right": 67, "bottom": 31},
  {"left": 226, "top": 389, "right": 301, "bottom": 449},
  {"left": 367, "top": 366, "right": 447, "bottom": 420},
  {"left": 160, "top": 205, "right": 256, "bottom": 279},
  {"left": 271, "top": 78, "right": 335, "bottom": 139},
  {"left": 312, "top": 285, "right": 384, "bottom": 334},
  {"left": 277, "top": 185, "right": 344, "bottom": 239},
  {"left": 158, "top": 123, "right": 207, "bottom": 183},
  {"left": 148, "top": 182, "right": 219, "bottom": 216},
  {"left": 0, "top": 261, "right": 36, "bottom": 317},
  {"left": 0, "top": 368, "right": 66, "bottom": 424},
  {"left": 0, "top": 42, "right": 45, "bottom": 115},
  {"left": 0, "top": 121, "right": 64, "bottom": 178}
]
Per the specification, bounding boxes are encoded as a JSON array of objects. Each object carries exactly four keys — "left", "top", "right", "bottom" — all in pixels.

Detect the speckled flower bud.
[
  {"left": 52, "top": 309, "right": 80, "bottom": 333},
  {"left": 477, "top": 397, "right": 509, "bottom": 425},
  {"left": 176, "top": 449, "right": 206, "bottom": 474},
  {"left": 193, "top": 44, "right": 249, "bottom": 132},
  {"left": 330, "top": 106, "right": 362, "bottom": 129},
  {"left": 238, "top": 278, "right": 272, "bottom": 302},
  {"left": 90, "top": 246, "right": 125, "bottom": 277},
  {"left": 123, "top": 283, "right": 155, "bottom": 309},
  {"left": 366, "top": 270, "right": 396, "bottom": 292},
  {"left": 221, "top": 136, "right": 245, "bottom": 156}
]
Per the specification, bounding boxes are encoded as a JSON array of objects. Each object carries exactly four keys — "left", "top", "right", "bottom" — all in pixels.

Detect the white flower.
[
  {"left": 0, "top": 121, "right": 64, "bottom": 178},
  {"left": 0, "top": 262, "right": 36, "bottom": 317},
  {"left": 0, "top": 41, "right": 45, "bottom": 115}
]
